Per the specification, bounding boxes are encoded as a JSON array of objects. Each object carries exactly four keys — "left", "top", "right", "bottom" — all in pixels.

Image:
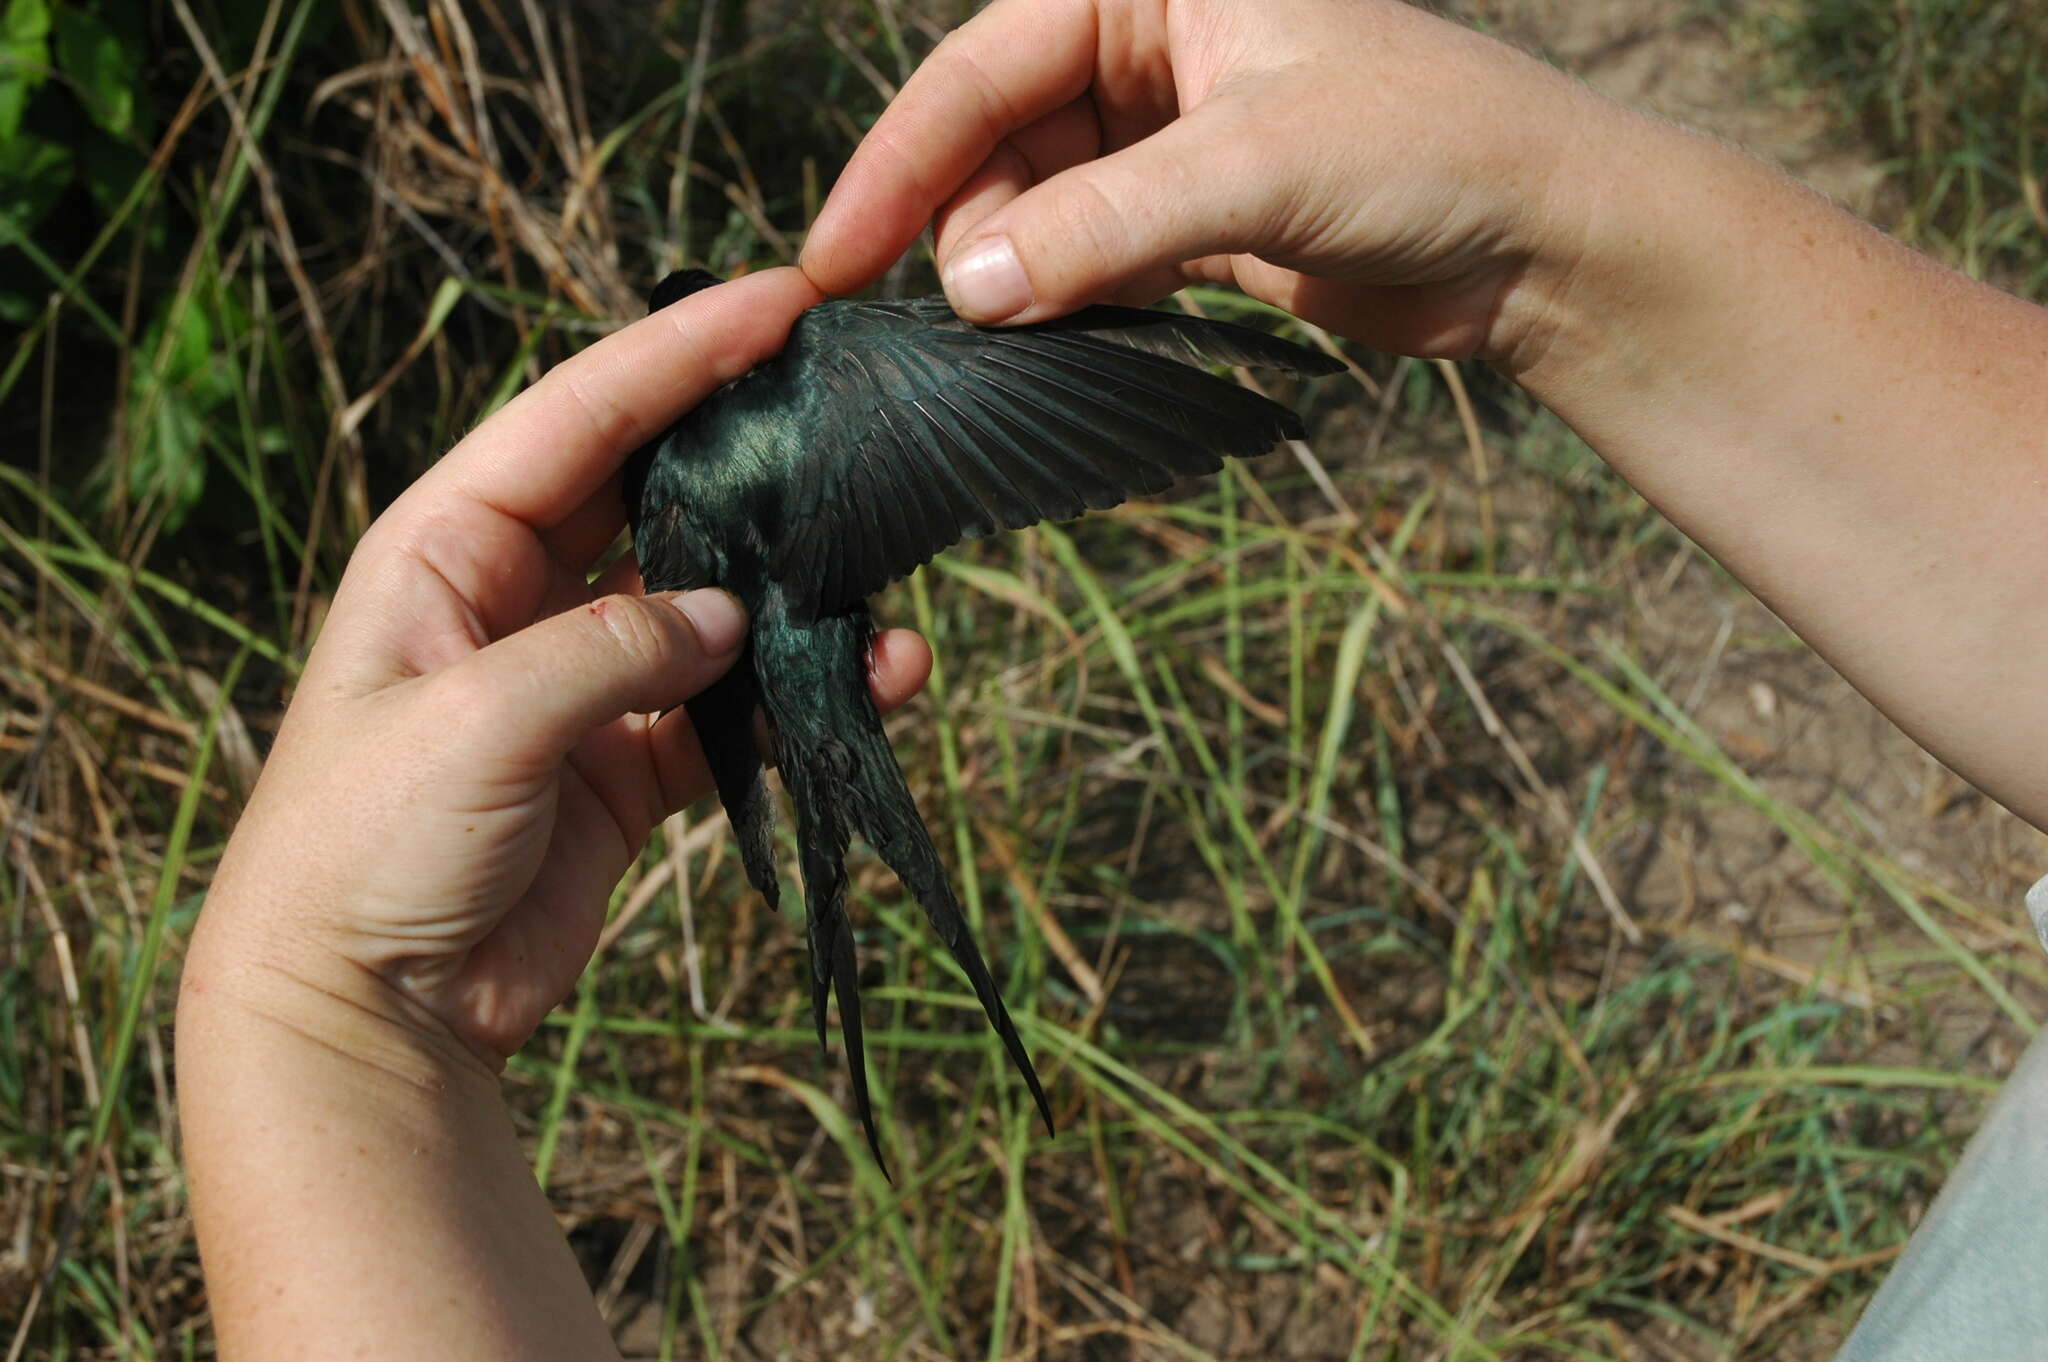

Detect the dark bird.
[{"left": 624, "top": 268, "right": 1341, "bottom": 1171}]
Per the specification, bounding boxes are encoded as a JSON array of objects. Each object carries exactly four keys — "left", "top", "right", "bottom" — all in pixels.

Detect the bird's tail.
[
  {"left": 758, "top": 607, "right": 1054, "bottom": 1174},
  {"left": 684, "top": 664, "right": 780, "bottom": 909}
]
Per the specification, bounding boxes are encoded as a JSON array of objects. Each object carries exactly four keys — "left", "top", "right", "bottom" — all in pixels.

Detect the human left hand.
[{"left": 189, "top": 266, "right": 933, "bottom": 1064}]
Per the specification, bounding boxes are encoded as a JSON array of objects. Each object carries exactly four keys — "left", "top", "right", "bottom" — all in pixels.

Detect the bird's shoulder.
[{"left": 782, "top": 296, "right": 981, "bottom": 403}]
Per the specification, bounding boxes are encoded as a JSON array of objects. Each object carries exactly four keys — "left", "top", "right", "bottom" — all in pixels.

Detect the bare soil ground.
[
  {"left": 1477, "top": 0, "right": 1889, "bottom": 212},
  {"left": 1438, "top": 7, "right": 2048, "bottom": 1353},
  {"left": 613, "top": 8, "right": 2048, "bottom": 1359},
  {"left": 1473, "top": 0, "right": 2048, "bottom": 1027},
  {"left": 8, "top": 4, "right": 2043, "bottom": 1359}
]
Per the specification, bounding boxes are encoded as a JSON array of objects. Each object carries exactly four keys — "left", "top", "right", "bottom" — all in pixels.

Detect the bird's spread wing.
[{"left": 774, "top": 298, "right": 1343, "bottom": 617}]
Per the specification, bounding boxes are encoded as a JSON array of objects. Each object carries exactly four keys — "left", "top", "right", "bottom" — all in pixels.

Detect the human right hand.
[
  {"left": 813, "top": 0, "right": 2048, "bottom": 840},
  {"left": 800, "top": 0, "right": 1627, "bottom": 368}
]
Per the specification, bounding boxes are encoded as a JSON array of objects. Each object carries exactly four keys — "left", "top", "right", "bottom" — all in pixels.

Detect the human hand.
[
  {"left": 801, "top": 0, "right": 1629, "bottom": 368},
  {"left": 806, "top": 0, "right": 2048, "bottom": 848},
  {"left": 189, "top": 267, "right": 932, "bottom": 1065}
]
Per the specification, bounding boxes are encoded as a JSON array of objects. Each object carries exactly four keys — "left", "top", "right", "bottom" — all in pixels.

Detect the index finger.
[
  {"left": 408, "top": 266, "right": 824, "bottom": 531},
  {"left": 800, "top": 0, "right": 1100, "bottom": 295}
]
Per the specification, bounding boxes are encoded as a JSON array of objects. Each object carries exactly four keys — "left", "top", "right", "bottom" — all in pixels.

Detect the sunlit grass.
[{"left": 4, "top": 1, "right": 2046, "bottom": 1359}]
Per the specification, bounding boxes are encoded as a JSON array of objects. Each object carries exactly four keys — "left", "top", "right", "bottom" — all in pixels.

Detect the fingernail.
[
  {"left": 675, "top": 589, "right": 747, "bottom": 655},
  {"left": 942, "top": 235, "right": 1032, "bottom": 322}
]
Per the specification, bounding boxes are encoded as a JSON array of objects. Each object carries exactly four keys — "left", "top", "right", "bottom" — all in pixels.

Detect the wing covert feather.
[{"left": 776, "top": 299, "right": 1339, "bottom": 616}]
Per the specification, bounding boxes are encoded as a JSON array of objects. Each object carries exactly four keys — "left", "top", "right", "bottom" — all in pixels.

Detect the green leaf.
[
  {"left": 0, "top": 0, "right": 52, "bottom": 143},
  {"left": 53, "top": 5, "right": 133, "bottom": 136},
  {"left": 120, "top": 290, "right": 250, "bottom": 531},
  {"left": 77, "top": 129, "right": 142, "bottom": 215},
  {"left": 0, "top": 126, "right": 68, "bottom": 234},
  {"left": 1, "top": 0, "right": 46, "bottom": 41}
]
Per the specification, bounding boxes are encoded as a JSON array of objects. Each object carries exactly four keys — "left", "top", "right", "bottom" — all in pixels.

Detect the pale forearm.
[
  {"left": 811, "top": 0, "right": 2048, "bottom": 822},
  {"left": 166, "top": 268, "right": 912, "bottom": 1356},
  {"left": 1514, "top": 115, "right": 2048, "bottom": 825},
  {"left": 177, "top": 928, "right": 622, "bottom": 1362}
]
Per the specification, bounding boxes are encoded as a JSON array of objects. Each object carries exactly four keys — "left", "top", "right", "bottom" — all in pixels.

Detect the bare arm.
[
  {"left": 177, "top": 267, "right": 936, "bottom": 1359},
  {"left": 1518, "top": 120, "right": 2048, "bottom": 821},
  {"left": 802, "top": 0, "right": 2048, "bottom": 827},
  {"left": 177, "top": 960, "right": 626, "bottom": 1359}
]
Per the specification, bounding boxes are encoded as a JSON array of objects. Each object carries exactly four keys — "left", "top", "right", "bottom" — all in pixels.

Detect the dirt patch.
[
  {"left": 1451, "top": 0, "right": 2048, "bottom": 1028},
  {"left": 1578, "top": 553, "right": 2048, "bottom": 1056},
  {"left": 1469, "top": 0, "right": 1890, "bottom": 213},
  {"left": 616, "top": 9, "right": 2048, "bottom": 1359}
]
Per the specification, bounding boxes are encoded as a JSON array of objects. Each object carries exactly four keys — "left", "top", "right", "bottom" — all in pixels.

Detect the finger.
[
  {"left": 400, "top": 268, "right": 822, "bottom": 534},
  {"left": 934, "top": 96, "right": 1103, "bottom": 263},
  {"left": 327, "top": 270, "right": 814, "bottom": 681},
  {"left": 496, "top": 488, "right": 637, "bottom": 637},
  {"left": 430, "top": 589, "right": 748, "bottom": 769},
  {"left": 330, "top": 494, "right": 613, "bottom": 683},
  {"left": 572, "top": 585, "right": 928, "bottom": 714},
  {"left": 933, "top": 149, "right": 1037, "bottom": 273},
  {"left": 539, "top": 471, "right": 629, "bottom": 572},
  {"left": 801, "top": 0, "right": 1102, "bottom": 295},
  {"left": 523, "top": 538, "right": 638, "bottom": 638},
  {"left": 937, "top": 99, "right": 1269, "bottom": 324},
  {"left": 868, "top": 628, "right": 933, "bottom": 714}
]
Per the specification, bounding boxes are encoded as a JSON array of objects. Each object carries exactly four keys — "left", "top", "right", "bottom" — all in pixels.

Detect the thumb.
[
  {"left": 939, "top": 101, "right": 1266, "bottom": 325},
  {"left": 430, "top": 589, "right": 748, "bottom": 766}
]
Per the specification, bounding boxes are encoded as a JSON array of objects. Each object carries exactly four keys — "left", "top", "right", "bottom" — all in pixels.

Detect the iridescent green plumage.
[{"left": 625, "top": 269, "right": 1339, "bottom": 1171}]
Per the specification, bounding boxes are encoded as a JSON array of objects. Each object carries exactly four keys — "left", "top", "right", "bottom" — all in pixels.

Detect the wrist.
[
  {"left": 1489, "top": 105, "right": 1827, "bottom": 404},
  {"left": 179, "top": 891, "right": 505, "bottom": 1095},
  {"left": 178, "top": 895, "right": 624, "bottom": 1362},
  {"left": 1480, "top": 91, "right": 1691, "bottom": 379}
]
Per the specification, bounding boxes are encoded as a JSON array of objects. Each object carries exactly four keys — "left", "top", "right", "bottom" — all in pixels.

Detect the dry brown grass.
[{"left": 4, "top": 2, "right": 2046, "bottom": 1359}]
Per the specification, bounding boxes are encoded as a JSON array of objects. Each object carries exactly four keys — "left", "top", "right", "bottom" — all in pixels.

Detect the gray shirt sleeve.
[{"left": 1835, "top": 876, "right": 2048, "bottom": 1361}]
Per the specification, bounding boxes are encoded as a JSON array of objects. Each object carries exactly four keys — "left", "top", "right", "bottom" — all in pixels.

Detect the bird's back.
[{"left": 630, "top": 293, "right": 1340, "bottom": 618}]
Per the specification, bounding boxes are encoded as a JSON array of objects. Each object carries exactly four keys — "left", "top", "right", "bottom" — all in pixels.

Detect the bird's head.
[{"left": 647, "top": 268, "right": 727, "bottom": 314}]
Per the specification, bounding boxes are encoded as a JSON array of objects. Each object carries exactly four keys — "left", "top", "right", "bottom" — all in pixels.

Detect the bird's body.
[{"left": 625, "top": 269, "right": 1339, "bottom": 1167}]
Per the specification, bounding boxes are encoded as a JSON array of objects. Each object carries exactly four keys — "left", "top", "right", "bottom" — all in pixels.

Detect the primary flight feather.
[{"left": 624, "top": 269, "right": 1340, "bottom": 1171}]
